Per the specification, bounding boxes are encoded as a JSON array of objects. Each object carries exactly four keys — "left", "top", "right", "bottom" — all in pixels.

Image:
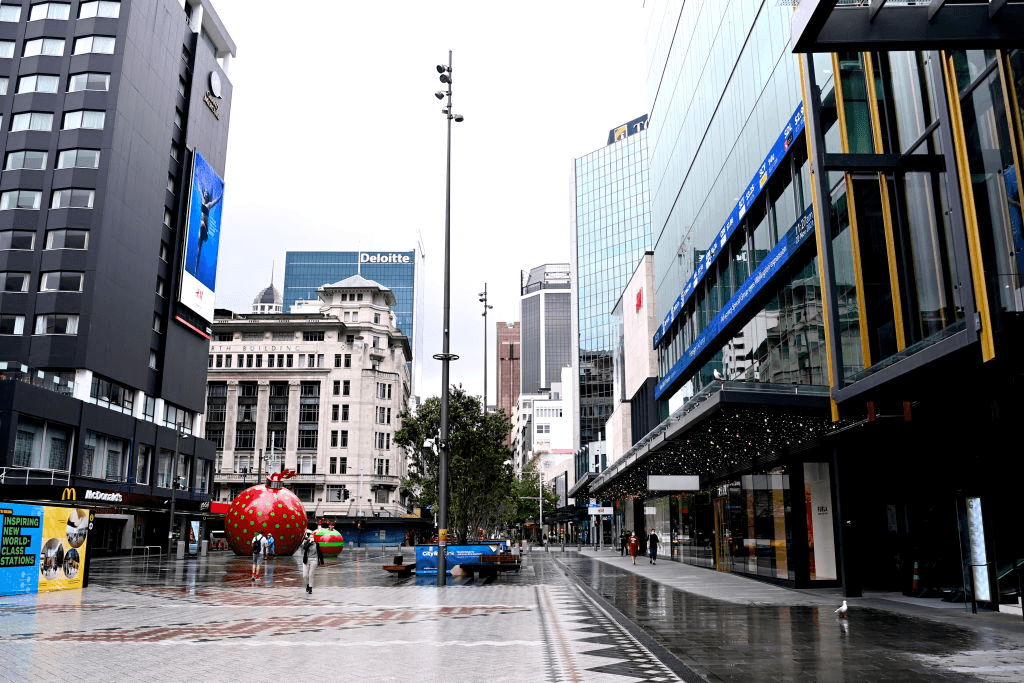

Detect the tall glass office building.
[
  {"left": 571, "top": 116, "right": 652, "bottom": 449},
  {"left": 284, "top": 249, "right": 419, "bottom": 341}
]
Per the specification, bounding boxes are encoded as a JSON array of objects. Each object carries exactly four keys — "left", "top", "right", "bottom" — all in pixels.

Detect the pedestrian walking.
[
  {"left": 628, "top": 531, "right": 639, "bottom": 565},
  {"left": 620, "top": 530, "right": 628, "bottom": 557},
  {"left": 266, "top": 533, "right": 276, "bottom": 556},
  {"left": 648, "top": 528, "right": 660, "bottom": 565},
  {"left": 250, "top": 531, "right": 267, "bottom": 581},
  {"left": 301, "top": 529, "right": 324, "bottom": 594}
]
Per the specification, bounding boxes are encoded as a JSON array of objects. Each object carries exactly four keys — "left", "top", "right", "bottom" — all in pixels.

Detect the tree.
[
  {"left": 506, "top": 459, "right": 560, "bottom": 536},
  {"left": 395, "top": 385, "right": 515, "bottom": 544}
]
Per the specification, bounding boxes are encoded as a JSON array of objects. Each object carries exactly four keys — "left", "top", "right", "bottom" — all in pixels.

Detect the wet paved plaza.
[{"left": 1, "top": 546, "right": 1022, "bottom": 682}]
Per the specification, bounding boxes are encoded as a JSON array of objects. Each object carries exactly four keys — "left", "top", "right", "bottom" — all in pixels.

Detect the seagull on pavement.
[{"left": 835, "top": 600, "right": 848, "bottom": 618}]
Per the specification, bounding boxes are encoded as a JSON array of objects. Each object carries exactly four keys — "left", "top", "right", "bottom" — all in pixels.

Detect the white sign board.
[
  {"left": 588, "top": 507, "right": 614, "bottom": 515},
  {"left": 648, "top": 475, "right": 700, "bottom": 491},
  {"left": 644, "top": 507, "right": 656, "bottom": 515}
]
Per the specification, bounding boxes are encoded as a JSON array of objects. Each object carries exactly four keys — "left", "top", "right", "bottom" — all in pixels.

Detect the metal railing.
[{"left": 0, "top": 467, "right": 71, "bottom": 487}]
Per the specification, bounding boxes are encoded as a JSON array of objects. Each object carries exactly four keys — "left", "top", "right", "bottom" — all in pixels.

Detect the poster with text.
[
  {"left": 0, "top": 503, "right": 44, "bottom": 596},
  {"left": 180, "top": 150, "right": 225, "bottom": 322},
  {"left": 38, "top": 506, "right": 91, "bottom": 593},
  {"left": 0, "top": 503, "right": 92, "bottom": 596}
]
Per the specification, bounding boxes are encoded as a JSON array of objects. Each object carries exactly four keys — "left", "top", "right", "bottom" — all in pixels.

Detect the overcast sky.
[{"left": 209, "top": 0, "right": 649, "bottom": 405}]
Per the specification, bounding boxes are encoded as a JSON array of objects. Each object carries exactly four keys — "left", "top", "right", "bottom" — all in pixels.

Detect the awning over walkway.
[{"left": 590, "top": 382, "right": 842, "bottom": 500}]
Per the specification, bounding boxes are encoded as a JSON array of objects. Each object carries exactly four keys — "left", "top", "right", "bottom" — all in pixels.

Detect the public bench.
[
  {"left": 454, "top": 552, "right": 521, "bottom": 578},
  {"left": 382, "top": 554, "right": 416, "bottom": 577}
]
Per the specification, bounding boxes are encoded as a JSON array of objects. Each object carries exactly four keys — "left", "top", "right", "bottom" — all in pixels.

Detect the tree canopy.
[{"left": 395, "top": 385, "right": 517, "bottom": 544}]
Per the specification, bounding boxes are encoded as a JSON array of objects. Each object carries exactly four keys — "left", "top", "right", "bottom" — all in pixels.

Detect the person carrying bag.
[{"left": 301, "top": 529, "right": 325, "bottom": 594}]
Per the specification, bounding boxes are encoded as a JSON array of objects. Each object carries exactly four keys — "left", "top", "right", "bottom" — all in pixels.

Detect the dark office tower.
[
  {"left": 0, "top": 0, "right": 235, "bottom": 554},
  {"left": 520, "top": 264, "right": 571, "bottom": 395},
  {"left": 571, "top": 117, "right": 652, "bottom": 449},
  {"left": 495, "top": 320, "right": 519, "bottom": 437}
]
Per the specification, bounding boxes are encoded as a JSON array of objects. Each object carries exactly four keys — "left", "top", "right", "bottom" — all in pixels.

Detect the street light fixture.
[
  {"left": 432, "top": 49, "right": 464, "bottom": 587},
  {"left": 479, "top": 284, "right": 493, "bottom": 415}
]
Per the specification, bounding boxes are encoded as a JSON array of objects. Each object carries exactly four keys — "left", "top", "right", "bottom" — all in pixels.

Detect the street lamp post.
[
  {"left": 432, "top": 51, "right": 463, "bottom": 587},
  {"left": 479, "top": 283, "right": 492, "bottom": 414}
]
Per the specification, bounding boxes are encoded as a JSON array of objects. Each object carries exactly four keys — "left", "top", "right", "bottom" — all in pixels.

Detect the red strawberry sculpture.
[{"left": 225, "top": 470, "right": 307, "bottom": 556}]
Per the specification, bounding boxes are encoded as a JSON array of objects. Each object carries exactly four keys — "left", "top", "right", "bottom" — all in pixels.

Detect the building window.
[
  {"left": 375, "top": 489, "right": 389, "bottom": 504},
  {"left": 234, "top": 427, "right": 255, "bottom": 450},
  {"left": 206, "top": 403, "right": 225, "bottom": 422},
  {"left": 0, "top": 230, "right": 34, "bottom": 249},
  {"left": 341, "top": 404, "right": 349, "bottom": 421},
  {"left": 334, "top": 354, "right": 342, "bottom": 368},
  {"left": 57, "top": 149, "right": 101, "bottom": 169},
  {"left": 135, "top": 444, "right": 151, "bottom": 485},
  {"left": 10, "top": 112, "right": 53, "bottom": 132},
  {"left": 17, "top": 74, "right": 59, "bottom": 94},
  {"left": 0, "top": 4, "right": 20, "bottom": 21},
  {"left": 374, "top": 457, "right": 390, "bottom": 475},
  {"left": 62, "top": 110, "right": 105, "bottom": 130},
  {"left": 330, "top": 430, "right": 338, "bottom": 448},
  {"left": 0, "top": 41, "right": 12, "bottom": 58},
  {"left": 373, "top": 313, "right": 381, "bottom": 324},
  {"left": 344, "top": 354, "right": 352, "bottom": 368},
  {"left": 153, "top": 315, "right": 163, "bottom": 334},
  {"left": 148, "top": 350, "right": 158, "bottom": 370},
  {"left": 326, "top": 484, "right": 348, "bottom": 501},
  {"left": 78, "top": 1, "right": 120, "bottom": 19},
  {"left": 339, "top": 431, "right": 348, "bottom": 448},
  {"left": 297, "top": 426, "right": 318, "bottom": 450},
  {"left": 81, "top": 432, "right": 129, "bottom": 481},
  {"left": 333, "top": 380, "right": 341, "bottom": 396},
  {"left": 51, "top": 189, "right": 95, "bottom": 209},
  {"left": 34, "top": 314, "right": 78, "bottom": 335},
  {"left": 46, "top": 229, "right": 88, "bottom": 250},
  {"left": 39, "top": 271, "right": 83, "bottom": 292},
  {"left": 342, "top": 380, "right": 350, "bottom": 396},
  {"left": 331, "top": 404, "right": 339, "bottom": 421},
  {"left": 376, "top": 383, "right": 392, "bottom": 400},
  {"left": 163, "top": 404, "right": 192, "bottom": 432},
  {"left": 30, "top": 3, "right": 71, "bottom": 21},
  {"left": 303, "top": 330, "right": 324, "bottom": 341},
  {"left": 8, "top": 148, "right": 49, "bottom": 179},
  {"left": 0, "top": 315, "right": 25, "bottom": 334},
  {"left": 73, "top": 35, "right": 115, "bottom": 55},
  {"left": 0, "top": 190, "right": 42, "bottom": 210},
  {"left": 22, "top": 38, "right": 65, "bottom": 57},
  {"left": 68, "top": 72, "right": 110, "bottom": 92},
  {"left": 156, "top": 277, "right": 166, "bottom": 297},
  {"left": 346, "top": 335, "right": 354, "bottom": 344},
  {"left": 0, "top": 77, "right": 7, "bottom": 94},
  {"left": 90, "top": 374, "right": 133, "bottom": 414}
]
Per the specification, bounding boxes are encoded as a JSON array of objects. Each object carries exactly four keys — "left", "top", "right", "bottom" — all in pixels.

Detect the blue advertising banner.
[
  {"left": 415, "top": 542, "right": 508, "bottom": 575},
  {"left": 655, "top": 102, "right": 805, "bottom": 349},
  {"left": 655, "top": 206, "right": 815, "bottom": 400},
  {"left": 180, "top": 150, "right": 225, "bottom": 322},
  {"left": 0, "top": 503, "right": 43, "bottom": 595}
]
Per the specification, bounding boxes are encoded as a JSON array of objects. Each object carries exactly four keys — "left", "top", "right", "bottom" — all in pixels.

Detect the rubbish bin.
[{"left": 201, "top": 539, "right": 209, "bottom": 557}]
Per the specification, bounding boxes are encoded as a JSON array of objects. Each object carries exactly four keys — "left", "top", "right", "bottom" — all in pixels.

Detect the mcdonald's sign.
[{"left": 61, "top": 488, "right": 76, "bottom": 501}]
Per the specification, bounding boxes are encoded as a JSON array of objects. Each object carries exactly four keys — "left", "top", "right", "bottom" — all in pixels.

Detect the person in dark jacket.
[
  {"left": 301, "top": 530, "right": 325, "bottom": 594},
  {"left": 619, "top": 530, "right": 628, "bottom": 557},
  {"left": 648, "top": 528, "right": 660, "bottom": 565}
]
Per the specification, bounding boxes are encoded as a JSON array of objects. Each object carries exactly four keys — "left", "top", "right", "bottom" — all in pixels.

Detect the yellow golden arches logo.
[{"left": 61, "top": 488, "right": 76, "bottom": 501}]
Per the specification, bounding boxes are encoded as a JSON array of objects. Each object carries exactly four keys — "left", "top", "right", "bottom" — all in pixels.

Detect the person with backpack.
[
  {"left": 301, "top": 529, "right": 324, "bottom": 594},
  {"left": 251, "top": 531, "right": 267, "bottom": 581}
]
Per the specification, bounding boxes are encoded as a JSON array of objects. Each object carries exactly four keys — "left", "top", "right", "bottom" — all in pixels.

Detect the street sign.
[{"left": 588, "top": 506, "right": 613, "bottom": 515}]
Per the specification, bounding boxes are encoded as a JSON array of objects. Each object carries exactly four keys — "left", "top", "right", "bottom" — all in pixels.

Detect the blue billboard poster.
[
  {"left": 0, "top": 502, "right": 44, "bottom": 596},
  {"left": 415, "top": 542, "right": 508, "bottom": 575},
  {"left": 181, "top": 150, "right": 225, "bottom": 322}
]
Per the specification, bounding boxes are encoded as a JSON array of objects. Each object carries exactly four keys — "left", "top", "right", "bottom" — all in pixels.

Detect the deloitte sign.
[{"left": 360, "top": 252, "right": 411, "bottom": 265}]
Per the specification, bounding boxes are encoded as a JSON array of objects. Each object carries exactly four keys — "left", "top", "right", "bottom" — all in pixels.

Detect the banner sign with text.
[
  {"left": 656, "top": 205, "right": 815, "bottom": 399},
  {"left": 1, "top": 502, "right": 92, "bottom": 596},
  {"left": 415, "top": 542, "right": 508, "bottom": 575},
  {"left": 655, "top": 102, "right": 805, "bottom": 349}
]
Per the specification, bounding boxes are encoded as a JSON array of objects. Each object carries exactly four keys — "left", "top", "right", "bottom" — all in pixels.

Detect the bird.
[{"left": 834, "top": 600, "right": 848, "bottom": 618}]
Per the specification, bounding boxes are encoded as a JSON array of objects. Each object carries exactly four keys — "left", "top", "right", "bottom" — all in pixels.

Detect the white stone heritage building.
[{"left": 206, "top": 275, "right": 412, "bottom": 523}]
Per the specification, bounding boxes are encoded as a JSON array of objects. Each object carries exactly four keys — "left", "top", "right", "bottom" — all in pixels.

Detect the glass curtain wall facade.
[
  {"left": 650, "top": 2, "right": 826, "bottom": 406},
  {"left": 572, "top": 127, "right": 652, "bottom": 448},
  {"left": 283, "top": 251, "right": 418, "bottom": 342},
  {"left": 520, "top": 264, "right": 572, "bottom": 395}
]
